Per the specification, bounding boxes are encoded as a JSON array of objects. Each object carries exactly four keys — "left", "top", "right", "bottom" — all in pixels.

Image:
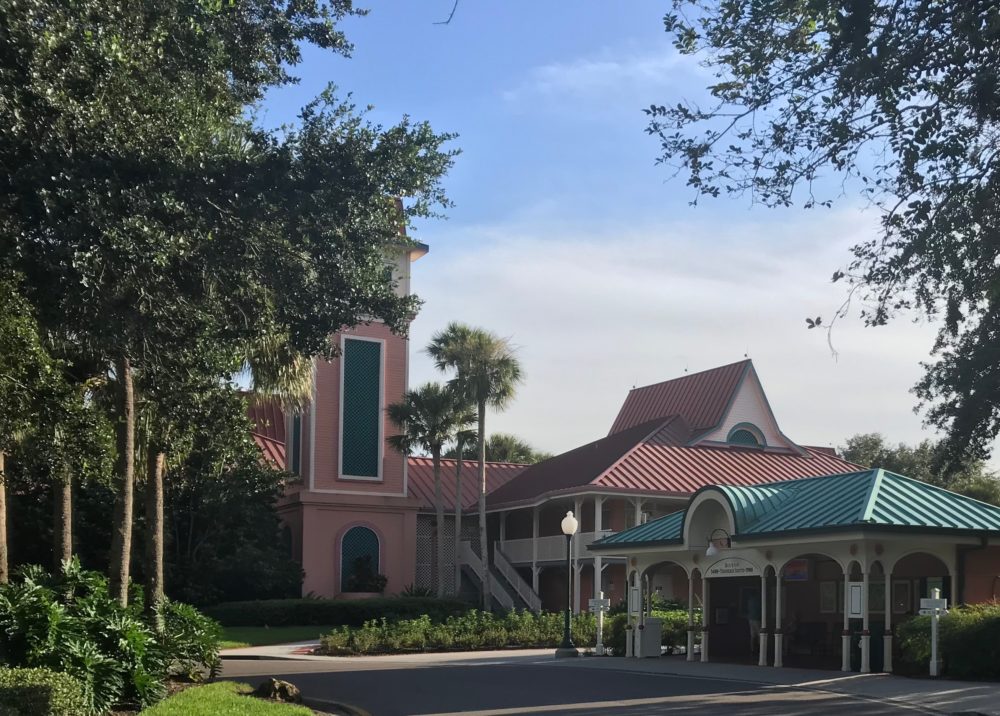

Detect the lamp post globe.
[{"left": 555, "top": 511, "right": 580, "bottom": 658}]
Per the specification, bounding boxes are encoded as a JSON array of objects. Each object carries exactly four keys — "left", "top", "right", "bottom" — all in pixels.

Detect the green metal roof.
[
  {"left": 591, "top": 469, "right": 1000, "bottom": 550},
  {"left": 597, "top": 509, "right": 685, "bottom": 545}
]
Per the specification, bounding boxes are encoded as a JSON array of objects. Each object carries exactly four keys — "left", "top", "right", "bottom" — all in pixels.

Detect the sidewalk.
[{"left": 562, "top": 655, "right": 1000, "bottom": 715}]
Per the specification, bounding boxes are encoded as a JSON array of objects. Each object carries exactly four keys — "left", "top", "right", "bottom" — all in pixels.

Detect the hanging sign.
[{"left": 706, "top": 557, "right": 760, "bottom": 578}]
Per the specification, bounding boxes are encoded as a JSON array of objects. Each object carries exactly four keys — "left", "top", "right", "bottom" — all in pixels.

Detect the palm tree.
[
  {"left": 451, "top": 426, "right": 476, "bottom": 596},
  {"left": 427, "top": 323, "right": 522, "bottom": 609},
  {"left": 387, "top": 383, "right": 474, "bottom": 597}
]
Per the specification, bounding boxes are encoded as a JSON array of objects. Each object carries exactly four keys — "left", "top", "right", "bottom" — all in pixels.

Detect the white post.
[
  {"left": 883, "top": 571, "right": 893, "bottom": 672},
  {"left": 758, "top": 573, "right": 768, "bottom": 666},
  {"left": 633, "top": 498, "right": 642, "bottom": 527},
  {"left": 593, "top": 497, "right": 604, "bottom": 601},
  {"left": 572, "top": 497, "right": 582, "bottom": 614},
  {"left": 626, "top": 571, "right": 635, "bottom": 658},
  {"left": 499, "top": 511, "right": 506, "bottom": 546},
  {"left": 595, "top": 590, "right": 606, "bottom": 656},
  {"left": 687, "top": 571, "right": 696, "bottom": 661},
  {"left": 774, "top": 572, "right": 783, "bottom": 667},
  {"left": 842, "top": 570, "right": 852, "bottom": 672},
  {"left": 861, "top": 570, "right": 871, "bottom": 673},
  {"left": 930, "top": 587, "right": 942, "bottom": 677},
  {"left": 700, "top": 576, "right": 711, "bottom": 663},
  {"left": 531, "top": 507, "right": 539, "bottom": 593}
]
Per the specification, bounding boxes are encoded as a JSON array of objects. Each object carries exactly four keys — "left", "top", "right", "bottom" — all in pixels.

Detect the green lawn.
[
  {"left": 220, "top": 625, "right": 331, "bottom": 649},
  {"left": 141, "top": 682, "right": 313, "bottom": 715}
]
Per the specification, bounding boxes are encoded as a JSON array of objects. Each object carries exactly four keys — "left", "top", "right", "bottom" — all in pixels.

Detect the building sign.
[{"left": 706, "top": 557, "right": 760, "bottom": 578}]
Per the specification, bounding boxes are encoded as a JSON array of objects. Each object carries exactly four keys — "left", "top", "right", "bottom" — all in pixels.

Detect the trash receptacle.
[{"left": 640, "top": 618, "right": 663, "bottom": 658}]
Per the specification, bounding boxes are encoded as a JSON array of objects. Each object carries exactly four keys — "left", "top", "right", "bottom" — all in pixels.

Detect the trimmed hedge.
[
  {"left": 319, "top": 611, "right": 597, "bottom": 655},
  {"left": 0, "top": 667, "right": 88, "bottom": 716},
  {"left": 897, "top": 602, "right": 1000, "bottom": 679},
  {"left": 203, "top": 596, "right": 472, "bottom": 627}
]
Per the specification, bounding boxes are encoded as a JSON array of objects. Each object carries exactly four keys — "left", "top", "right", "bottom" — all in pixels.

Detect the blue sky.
[{"left": 261, "top": 1, "right": 953, "bottom": 458}]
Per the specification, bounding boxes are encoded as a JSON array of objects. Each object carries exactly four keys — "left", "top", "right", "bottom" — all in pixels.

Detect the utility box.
[{"left": 640, "top": 618, "right": 663, "bottom": 658}]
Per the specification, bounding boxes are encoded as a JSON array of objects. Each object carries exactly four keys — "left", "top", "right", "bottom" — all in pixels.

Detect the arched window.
[
  {"left": 340, "top": 526, "right": 380, "bottom": 592},
  {"left": 727, "top": 423, "right": 765, "bottom": 448}
]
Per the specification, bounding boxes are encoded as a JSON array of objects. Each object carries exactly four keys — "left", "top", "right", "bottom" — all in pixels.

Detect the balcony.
[{"left": 500, "top": 530, "right": 616, "bottom": 564}]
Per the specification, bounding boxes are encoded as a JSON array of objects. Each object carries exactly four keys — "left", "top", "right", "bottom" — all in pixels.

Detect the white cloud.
[
  {"left": 502, "top": 46, "right": 698, "bottom": 107},
  {"left": 407, "top": 209, "right": 952, "bottom": 459}
]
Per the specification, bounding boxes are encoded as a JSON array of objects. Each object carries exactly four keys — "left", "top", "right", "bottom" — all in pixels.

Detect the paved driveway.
[{"left": 223, "top": 652, "right": 930, "bottom": 715}]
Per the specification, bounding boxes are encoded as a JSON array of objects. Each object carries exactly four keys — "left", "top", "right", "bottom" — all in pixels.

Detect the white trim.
[
  {"left": 309, "top": 359, "right": 317, "bottom": 491},
  {"left": 307, "top": 487, "right": 408, "bottom": 497},
  {"left": 338, "top": 334, "right": 386, "bottom": 482},
  {"left": 486, "top": 490, "right": 689, "bottom": 514}
]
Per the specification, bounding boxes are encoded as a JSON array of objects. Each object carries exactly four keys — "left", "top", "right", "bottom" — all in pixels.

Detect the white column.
[
  {"left": 758, "top": 573, "right": 768, "bottom": 666},
  {"left": 700, "top": 576, "right": 711, "bottom": 662},
  {"left": 842, "top": 570, "right": 852, "bottom": 672},
  {"left": 573, "top": 497, "right": 582, "bottom": 614},
  {"left": 531, "top": 507, "right": 539, "bottom": 593},
  {"left": 593, "top": 497, "right": 604, "bottom": 600},
  {"left": 861, "top": 570, "right": 871, "bottom": 673},
  {"left": 773, "top": 572, "right": 783, "bottom": 667},
  {"left": 883, "top": 570, "right": 893, "bottom": 673},
  {"left": 687, "top": 571, "right": 696, "bottom": 661},
  {"left": 633, "top": 498, "right": 643, "bottom": 527},
  {"left": 499, "top": 511, "right": 506, "bottom": 546}
]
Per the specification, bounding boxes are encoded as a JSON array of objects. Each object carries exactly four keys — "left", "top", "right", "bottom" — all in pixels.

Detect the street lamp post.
[{"left": 555, "top": 510, "right": 579, "bottom": 658}]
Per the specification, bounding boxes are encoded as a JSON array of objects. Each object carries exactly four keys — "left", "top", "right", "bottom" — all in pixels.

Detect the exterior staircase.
[{"left": 458, "top": 540, "right": 541, "bottom": 612}]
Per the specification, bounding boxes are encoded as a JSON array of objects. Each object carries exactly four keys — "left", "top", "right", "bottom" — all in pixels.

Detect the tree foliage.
[
  {"left": 649, "top": 1, "right": 1000, "bottom": 470},
  {"left": 445, "top": 432, "right": 552, "bottom": 464},
  {"left": 841, "top": 432, "right": 1000, "bottom": 505}
]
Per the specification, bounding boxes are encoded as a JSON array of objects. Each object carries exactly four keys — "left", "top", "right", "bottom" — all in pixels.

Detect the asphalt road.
[{"left": 224, "top": 654, "right": 925, "bottom": 716}]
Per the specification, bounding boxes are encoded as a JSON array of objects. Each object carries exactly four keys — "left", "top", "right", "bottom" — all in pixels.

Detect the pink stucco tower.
[{"left": 276, "top": 240, "right": 429, "bottom": 597}]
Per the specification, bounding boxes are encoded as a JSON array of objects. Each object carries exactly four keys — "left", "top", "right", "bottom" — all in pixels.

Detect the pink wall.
[
  {"left": 964, "top": 546, "right": 1000, "bottom": 604},
  {"left": 292, "top": 495, "right": 418, "bottom": 597},
  {"left": 311, "top": 323, "right": 408, "bottom": 493}
]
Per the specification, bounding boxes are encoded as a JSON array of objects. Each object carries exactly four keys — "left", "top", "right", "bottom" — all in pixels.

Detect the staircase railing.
[
  {"left": 494, "top": 544, "right": 542, "bottom": 612},
  {"left": 458, "top": 541, "right": 515, "bottom": 610}
]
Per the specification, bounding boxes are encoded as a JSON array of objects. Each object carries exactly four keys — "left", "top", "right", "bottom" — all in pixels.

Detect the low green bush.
[
  {"left": 204, "top": 596, "right": 472, "bottom": 627},
  {"left": 319, "top": 610, "right": 598, "bottom": 655},
  {"left": 0, "top": 560, "right": 220, "bottom": 714},
  {"left": 896, "top": 602, "right": 1000, "bottom": 679},
  {"left": 0, "top": 667, "right": 88, "bottom": 716}
]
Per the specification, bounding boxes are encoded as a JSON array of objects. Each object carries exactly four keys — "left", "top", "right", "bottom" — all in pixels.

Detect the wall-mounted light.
[{"left": 705, "top": 528, "right": 732, "bottom": 557}]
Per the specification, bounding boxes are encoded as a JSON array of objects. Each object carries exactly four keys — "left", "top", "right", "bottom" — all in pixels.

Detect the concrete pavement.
[{"left": 222, "top": 646, "right": 1000, "bottom": 715}]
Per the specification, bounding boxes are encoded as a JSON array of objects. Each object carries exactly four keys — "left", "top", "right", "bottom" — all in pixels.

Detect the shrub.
[
  {"left": 318, "top": 610, "right": 599, "bottom": 655},
  {"left": 399, "top": 584, "right": 436, "bottom": 598},
  {"left": 157, "top": 601, "right": 222, "bottom": 680},
  {"left": 0, "top": 667, "right": 88, "bottom": 716},
  {"left": 204, "top": 596, "right": 472, "bottom": 627},
  {"left": 897, "top": 602, "right": 1000, "bottom": 679},
  {"left": 0, "top": 560, "right": 219, "bottom": 714},
  {"left": 343, "top": 556, "right": 388, "bottom": 594},
  {"left": 605, "top": 609, "right": 697, "bottom": 656}
]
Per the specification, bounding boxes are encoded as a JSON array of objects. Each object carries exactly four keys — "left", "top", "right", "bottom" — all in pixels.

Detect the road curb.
[{"left": 304, "top": 696, "right": 372, "bottom": 716}]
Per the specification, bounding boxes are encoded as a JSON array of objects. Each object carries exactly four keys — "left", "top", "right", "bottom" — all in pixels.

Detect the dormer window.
[{"left": 727, "top": 423, "right": 765, "bottom": 448}]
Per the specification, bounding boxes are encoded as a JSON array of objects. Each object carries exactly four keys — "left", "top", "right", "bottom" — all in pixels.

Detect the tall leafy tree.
[
  {"left": 428, "top": 324, "right": 522, "bottom": 608},
  {"left": 647, "top": 1, "right": 1000, "bottom": 471},
  {"left": 446, "top": 432, "right": 552, "bottom": 464},
  {"left": 388, "top": 383, "right": 475, "bottom": 597},
  {"left": 1, "top": 0, "right": 455, "bottom": 604}
]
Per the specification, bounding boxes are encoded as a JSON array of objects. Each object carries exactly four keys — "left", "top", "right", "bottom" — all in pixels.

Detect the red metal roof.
[
  {"left": 485, "top": 419, "right": 676, "bottom": 507},
  {"left": 608, "top": 360, "right": 749, "bottom": 435},
  {"left": 252, "top": 432, "right": 287, "bottom": 470},
  {"left": 407, "top": 457, "right": 527, "bottom": 512},
  {"left": 248, "top": 399, "right": 285, "bottom": 443},
  {"left": 486, "top": 416, "right": 860, "bottom": 508}
]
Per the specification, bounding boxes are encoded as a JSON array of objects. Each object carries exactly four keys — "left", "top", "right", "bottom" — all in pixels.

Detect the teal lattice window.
[
  {"left": 727, "top": 423, "right": 764, "bottom": 448},
  {"left": 341, "top": 338, "right": 382, "bottom": 477},
  {"left": 341, "top": 526, "right": 380, "bottom": 591},
  {"left": 290, "top": 414, "right": 302, "bottom": 474}
]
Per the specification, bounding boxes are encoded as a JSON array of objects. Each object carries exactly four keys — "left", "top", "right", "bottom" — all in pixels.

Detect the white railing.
[
  {"left": 494, "top": 545, "right": 542, "bottom": 612},
  {"left": 458, "top": 541, "right": 514, "bottom": 610},
  {"left": 501, "top": 530, "right": 616, "bottom": 564}
]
